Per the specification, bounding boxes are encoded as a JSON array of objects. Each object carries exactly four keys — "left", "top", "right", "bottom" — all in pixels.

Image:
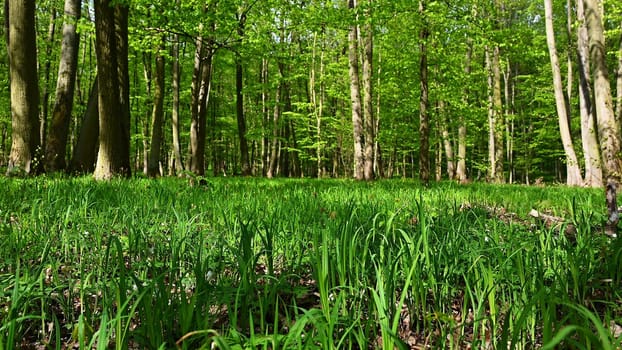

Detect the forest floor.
[{"left": 0, "top": 177, "right": 621, "bottom": 349}]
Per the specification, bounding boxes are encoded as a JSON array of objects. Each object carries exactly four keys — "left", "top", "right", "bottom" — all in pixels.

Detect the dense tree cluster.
[{"left": 0, "top": 0, "right": 621, "bottom": 184}]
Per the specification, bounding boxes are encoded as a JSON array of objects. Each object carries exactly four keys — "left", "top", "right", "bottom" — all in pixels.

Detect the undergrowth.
[{"left": 0, "top": 177, "right": 620, "bottom": 349}]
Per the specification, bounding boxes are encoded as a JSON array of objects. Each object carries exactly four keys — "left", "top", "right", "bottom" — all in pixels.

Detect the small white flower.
[{"left": 206, "top": 270, "right": 214, "bottom": 281}]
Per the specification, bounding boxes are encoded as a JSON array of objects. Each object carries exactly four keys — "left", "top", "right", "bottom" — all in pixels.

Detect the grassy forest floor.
[{"left": 0, "top": 177, "right": 621, "bottom": 349}]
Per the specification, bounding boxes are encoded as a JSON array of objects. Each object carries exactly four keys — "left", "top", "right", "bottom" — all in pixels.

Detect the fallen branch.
[{"left": 528, "top": 209, "right": 577, "bottom": 237}]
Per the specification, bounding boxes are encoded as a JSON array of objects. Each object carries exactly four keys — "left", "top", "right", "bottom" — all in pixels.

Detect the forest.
[
  {"left": 0, "top": 0, "right": 620, "bottom": 184},
  {"left": 1, "top": 0, "right": 622, "bottom": 349}
]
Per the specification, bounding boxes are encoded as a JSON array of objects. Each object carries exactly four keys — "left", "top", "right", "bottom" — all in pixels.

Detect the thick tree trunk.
[
  {"left": 585, "top": 0, "right": 621, "bottom": 233},
  {"left": 45, "top": 0, "right": 81, "bottom": 172},
  {"left": 348, "top": 0, "right": 364, "bottom": 180},
  {"left": 418, "top": 0, "right": 430, "bottom": 185},
  {"left": 544, "top": 0, "right": 583, "bottom": 186},
  {"left": 147, "top": 38, "right": 165, "bottom": 177},
  {"left": 362, "top": 1, "right": 375, "bottom": 180},
  {"left": 6, "top": 0, "right": 41, "bottom": 176},
  {"left": 577, "top": 0, "right": 602, "bottom": 187},
  {"left": 93, "top": 0, "right": 131, "bottom": 180},
  {"left": 70, "top": 79, "right": 99, "bottom": 173}
]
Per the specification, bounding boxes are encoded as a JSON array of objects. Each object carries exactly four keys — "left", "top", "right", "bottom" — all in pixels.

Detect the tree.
[
  {"left": 576, "top": 0, "right": 602, "bottom": 187},
  {"left": 147, "top": 37, "right": 165, "bottom": 177},
  {"left": 418, "top": 0, "right": 430, "bottom": 184},
  {"left": 584, "top": 0, "right": 621, "bottom": 235},
  {"left": 544, "top": 0, "right": 583, "bottom": 186},
  {"left": 347, "top": 0, "right": 364, "bottom": 180},
  {"left": 6, "top": 0, "right": 41, "bottom": 176},
  {"left": 93, "top": 0, "right": 131, "bottom": 180},
  {"left": 362, "top": 0, "right": 375, "bottom": 180},
  {"left": 45, "top": 0, "right": 81, "bottom": 172}
]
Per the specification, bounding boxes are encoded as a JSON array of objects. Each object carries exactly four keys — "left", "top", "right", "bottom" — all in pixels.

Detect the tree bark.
[
  {"left": 267, "top": 64, "right": 282, "bottom": 179},
  {"left": 418, "top": 0, "right": 430, "bottom": 185},
  {"left": 457, "top": 41, "right": 472, "bottom": 183},
  {"left": 362, "top": 0, "right": 375, "bottom": 180},
  {"left": 70, "top": 79, "right": 99, "bottom": 173},
  {"left": 544, "top": 0, "right": 583, "bottom": 186},
  {"left": 236, "top": 11, "right": 251, "bottom": 176},
  {"left": 147, "top": 38, "right": 165, "bottom": 177},
  {"left": 46, "top": 0, "right": 81, "bottom": 172},
  {"left": 491, "top": 46, "right": 504, "bottom": 183},
  {"left": 439, "top": 102, "right": 455, "bottom": 180},
  {"left": 616, "top": 21, "right": 622, "bottom": 129},
  {"left": 170, "top": 22, "right": 184, "bottom": 175},
  {"left": 348, "top": 0, "right": 364, "bottom": 180},
  {"left": 585, "top": 0, "right": 621, "bottom": 233},
  {"left": 6, "top": 0, "right": 41, "bottom": 176},
  {"left": 93, "top": 0, "right": 131, "bottom": 180},
  {"left": 577, "top": 0, "right": 602, "bottom": 187},
  {"left": 40, "top": 9, "right": 57, "bottom": 158}
]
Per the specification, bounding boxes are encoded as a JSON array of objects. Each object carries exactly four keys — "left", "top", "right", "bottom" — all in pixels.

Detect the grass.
[{"left": 0, "top": 176, "right": 620, "bottom": 349}]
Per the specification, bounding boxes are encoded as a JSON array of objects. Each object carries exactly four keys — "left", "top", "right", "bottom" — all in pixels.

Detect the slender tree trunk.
[
  {"left": 362, "top": 0, "right": 375, "bottom": 180},
  {"left": 70, "top": 79, "right": 98, "bottom": 173},
  {"left": 147, "top": 38, "right": 165, "bottom": 177},
  {"left": 577, "top": 0, "right": 602, "bottom": 187},
  {"left": 45, "top": 0, "right": 81, "bottom": 172},
  {"left": 544, "top": 0, "right": 583, "bottom": 186},
  {"left": 457, "top": 41, "right": 472, "bottom": 183},
  {"left": 40, "top": 9, "right": 57, "bottom": 158},
  {"left": 492, "top": 46, "right": 505, "bottom": 183},
  {"left": 348, "top": 0, "right": 364, "bottom": 180},
  {"left": 170, "top": 14, "right": 184, "bottom": 175},
  {"left": 93, "top": 0, "right": 131, "bottom": 180},
  {"left": 267, "top": 65, "right": 282, "bottom": 179},
  {"left": 585, "top": 0, "right": 621, "bottom": 235},
  {"left": 6, "top": 0, "right": 41, "bottom": 176},
  {"left": 439, "top": 102, "right": 455, "bottom": 180},
  {"left": 418, "top": 0, "right": 430, "bottom": 185},
  {"left": 616, "top": 21, "right": 622, "bottom": 127},
  {"left": 189, "top": 29, "right": 204, "bottom": 175},
  {"left": 236, "top": 12, "right": 251, "bottom": 176}
]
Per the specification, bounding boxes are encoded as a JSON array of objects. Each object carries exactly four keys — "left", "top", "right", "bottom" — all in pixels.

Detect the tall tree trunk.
[
  {"left": 93, "top": 0, "right": 131, "bottom": 180},
  {"left": 544, "top": 0, "right": 583, "bottom": 186},
  {"left": 457, "top": 41, "right": 472, "bottom": 183},
  {"left": 189, "top": 29, "right": 204, "bottom": 175},
  {"left": 236, "top": 12, "right": 251, "bottom": 176},
  {"left": 491, "top": 46, "right": 505, "bottom": 183},
  {"left": 147, "top": 38, "right": 165, "bottom": 177},
  {"left": 40, "top": 9, "right": 57, "bottom": 158},
  {"left": 577, "top": 0, "right": 602, "bottom": 187},
  {"left": 585, "top": 0, "right": 621, "bottom": 235},
  {"left": 170, "top": 14, "right": 184, "bottom": 175},
  {"left": 348, "top": 0, "right": 364, "bottom": 180},
  {"left": 362, "top": 0, "right": 375, "bottom": 180},
  {"left": 616, "top": 21, "right": 622, "bottom": 127},
  {"left": 418, "top": 0, "right": 430, "bottom": 185},
  {"left": 267, "top": 65, "right": 282, "bottom": 179},
  {"left": 6, "top": 0, "right": 41, "bottom": 176},
  {"left": 70, "top": 79, "right": 98, "bottom": 173},
  {"left": 46, "top": 0, "right": 81, "bottom": 172},
  {"left": 439, "top": 102, "right": 455, "bottom": 180}
]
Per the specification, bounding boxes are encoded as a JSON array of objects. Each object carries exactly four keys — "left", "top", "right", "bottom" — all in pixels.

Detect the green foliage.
[{"left": 0, "top": 177, "right": 620, "bottom": 348}]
